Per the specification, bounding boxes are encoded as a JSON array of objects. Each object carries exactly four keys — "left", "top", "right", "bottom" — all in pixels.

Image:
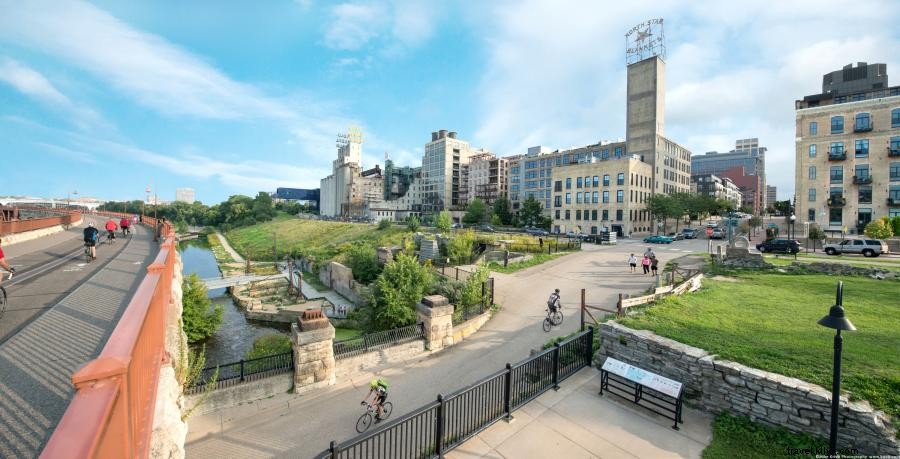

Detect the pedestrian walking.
[
  {"left": 643, "top": 247, "right": 655, "bottom": 259},
  {"left": 628, "top": 253, "right": 637, "bottom": 273},
  {"left": 651, "top": 256, "right": 659, "bottom": 276},
  {"left": 641, "top": 255, "right": 651, "bottom": 274}
]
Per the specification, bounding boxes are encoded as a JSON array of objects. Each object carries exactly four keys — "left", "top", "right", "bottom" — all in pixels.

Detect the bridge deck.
[{"left": 0, "top": 224, "right": 157, "bottom": 458}]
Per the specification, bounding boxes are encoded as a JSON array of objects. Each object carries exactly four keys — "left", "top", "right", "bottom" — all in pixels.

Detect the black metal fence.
[
  {"left": 333, "top": 323, "right": 426, "bottom": 360},
  {"left": 451, "top": 278, "right": 495, "bottom": 325},
  {"left": 317, "top": 327, "right": 594, "bottom": 459},
  {"left": 187, "top": 351, "right": 294, "bottom": 395}
]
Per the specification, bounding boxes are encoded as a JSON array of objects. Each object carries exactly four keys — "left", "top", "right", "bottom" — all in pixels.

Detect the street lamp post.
[
  {"left": 817, "top": 281, "right": 856, "bottom": 456},
  {"left": 789, "top": 214, "right": 796, "bottom": 240}
]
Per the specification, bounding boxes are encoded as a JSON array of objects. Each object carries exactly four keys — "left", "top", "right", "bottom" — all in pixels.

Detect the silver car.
[{"left": 823, "top": 239, "right": 889, "bottom": 257}]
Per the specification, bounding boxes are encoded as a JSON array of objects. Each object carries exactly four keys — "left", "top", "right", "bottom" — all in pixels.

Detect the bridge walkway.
[{"left": 0, "top": 223, "right": 158, "bottom": 458}]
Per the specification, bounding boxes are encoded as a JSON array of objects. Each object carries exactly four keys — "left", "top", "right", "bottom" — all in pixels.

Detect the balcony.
[
  {"left": 852, "top": 175, "right": 872, "bottom": 185},
  {"left": 853, "top": 123, "right": 873, "bottom": 133},
  {"left": 889, "top": 197, "right": 900, "bottom": 206},
  {"left": 827, "top": 196, "right": 847, "bottom": 207},
  {"left": 889, "top": 147, "right": 900, "bottom": 157},
  {"left": 828, "top": 152, "right": 846, "bottom": 161}
]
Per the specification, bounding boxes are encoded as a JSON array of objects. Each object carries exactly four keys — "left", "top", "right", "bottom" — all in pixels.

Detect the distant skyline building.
[
  {"left": 691, "top": 138, "right": 767, "bottom": 214},
  {"left": 319, "top": 127, "right": 384, "bottom": 218},
  {"left": 175, "top": 188, "right": 195, "bottom": 203},
  {"left": 766, "top": 185, "right": 777, "bottom": 207},
  {"left": 421, "top": 130, "right": 483, "bottom": 212},
  {"left": 467, "top": 152, "right": 508, "bottom": 206},
  {"left": 691, "top": 174, "right": 743, "bottom": 209}
]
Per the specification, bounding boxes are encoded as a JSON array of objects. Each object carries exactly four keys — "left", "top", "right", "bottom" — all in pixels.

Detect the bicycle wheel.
[
  {"left": 85, "top": 248, "right": 92, "bottom": 263},
  {"left": 381, "top": 402, "right": 393, "bottom": 419},
  {"left": 356, "top": 412, "right": 373, "bottom": 433},
  {"left": 552, "top": 310, "right": 563, "bottom": 326},
  {"left": 542, "top": 317, "right": 552, "bottom": 332},
  {"left": 0, "top": 286, "right": 6, "bottom": 308}
]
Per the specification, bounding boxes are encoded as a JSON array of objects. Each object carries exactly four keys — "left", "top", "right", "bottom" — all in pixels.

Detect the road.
[{"left": 185, "top": 236, "right": 719, "bottom": 458}]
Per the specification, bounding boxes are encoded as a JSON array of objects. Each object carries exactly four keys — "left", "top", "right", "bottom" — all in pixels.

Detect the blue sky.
[{"left": 1, "top": 0, "right": 898, "bottom": 204}]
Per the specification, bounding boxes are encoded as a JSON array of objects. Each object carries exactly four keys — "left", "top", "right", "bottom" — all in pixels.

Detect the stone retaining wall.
[
  {"left": 597, "top": 322, "right": 898, "bottom": 455},
  {"left": 186, "top": 373, "right": 293, "bottom": 417},
  {"left": 334, "top": 341, "right": 426, "bottom": 380}
]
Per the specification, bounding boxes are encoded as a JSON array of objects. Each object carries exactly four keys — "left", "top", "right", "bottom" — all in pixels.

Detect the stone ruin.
[{"left": 722, "top": 236, "right": 769, "bottom": 268}]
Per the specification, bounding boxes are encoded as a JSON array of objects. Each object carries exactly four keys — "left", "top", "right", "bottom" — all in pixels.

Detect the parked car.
[
  {"left": 643, "top": 235, "right": 674, "bottom": 244},
  {"left": 524, "top": 226, "right": 549, "bottom": 236},
  {"left": 667, "top": 232, "right": 685, "bottom": 241},
  {"left": 477, "top": 224, "right": 496, "bottom": 233},
  {"left": 681, "top": 228, "right": 698, "bottom": 239},
  {"left": 709, "top": 228, "right": 726, "bottom": 239},
  {"left": 756, "top": 238, "right": 800, "bottom": 254},
  {"left": 566, "top": 231, "right": 581, "bottom": 238},
  {"left": 823, "top": 239, "right": 889, "bottom": 257}
]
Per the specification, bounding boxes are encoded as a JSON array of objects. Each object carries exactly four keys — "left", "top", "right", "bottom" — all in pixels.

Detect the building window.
[
  {"left": 554, "top": 196, "right": 562, "bottom": 207},
  {"left": 830, "top": 187, "right": 843, "bottom": 200},
  {"left": 830, "top": 142, "right": 844, "bottom": 156},
  {"left": 892, "top": 108, "right": 900, "bottom": 128},
  {"left": 809, "top": 166, "right": 816, "bottom": 179},
  {"left": 854, "top": 112, "right": 871, "bottom": 131},
  {"left": 891, "top": 185, "right": 900, "bottom": 200},
  {"left": 809, "top": 144, "right": 816, "bottom": 157},
  {"left": 615, "top": 147, "right": 623, "bottom": 158},
  {"left": 829, "top": 208, "right": 842, "bottom": 226},
  {"left": 565, "top": 178, "right": 571, "bottom": 189},
  {"left": 603, "top": 175, "right": 610, "bottom": 186},
  {"left": 892, "top": 136, "right": 900, "bottom": 152},
  {"left": 565, "top": 210, "right": 570, "bottom": 220},
  {"left": 616, "top": 209, "right": 623, "bottom": 221},
  {"left": 577, "top": 177, "right": 582, "bottom": 188},
  {"left": 858, "top": 186, "right": 872, "bottom": 204},
  {"left": 891, "top": 162, "right": 900, "bottom": 181},
  {"left": 855, "top": 165, "right": 870, "bottom": 181},
  {"left": 592, "top": 176, "right": 599, "bottom": 187},
  {"left": 601, "top": 150, "right": 609, "bottom": 159},
  {"left": 617, "top": 173, "right": 625, "bottom": 185},
  {"left": 584, "top": 176, "right": 591, "bottom": 188},
  {"left": 576, "top": 210, "right": 582, "bottom": 220},
  {"left": 591, "top": 210, "right": 598, "bottom": 220},
  {"left": 554, "top": 180, "right": 562, "bottom": 192},
  {"left": 592, "top": 191, "right": 598, "bottom": 203},
  {"left": 576, "top": 192, "right": 582, "bottom": 204},
  {"left": 809, "top": 121, "right": 817, "bottom": 135},
  {"left": 602, "top": 210, "right": 608, "bottom": 220},
  {"left": 831, "top": 116, "right": 844, "bottom": 134},
  {"left": 565, "top": 192, "right": 571, "bottom": 204},
  {"left": 855, "top": 139, "right": 869, "bottom": 157},
  {"left": 616, "top": 190, "right": 624, "bottom": 202},
  {"left": 808, "top": 188, "right": 816, "bottom": 202},
  {"left": 602, "top": 191, "right": 609, "bottom": 203},
  {"left": 808, "top": 209, "right": 816, "bottom": 221}
]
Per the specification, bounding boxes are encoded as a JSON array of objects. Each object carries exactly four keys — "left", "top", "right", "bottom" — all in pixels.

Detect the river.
[{"left": 178, "top": 239, "right": 289, "bottom": 366}]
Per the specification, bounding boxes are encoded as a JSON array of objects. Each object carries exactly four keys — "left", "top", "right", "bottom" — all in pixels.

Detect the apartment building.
[
  {"left": 691, "top": 174, "right": 743, "bottom": 208},
  {"left": 466, "top": 152, "right": 508, "bottom": 206},
  {"left": 550, "top": 156, "right": 654, "bottom": 237},
  {"left": 766, "top": 185, "right": 777, "bottom": 208},
  {"left": 691, "top": 139, "right": 767, "bottom": 214},
  {"left": 795, "top": 62, "right": 900, "bottom": 233},
  {"left": 422, "top": 130, "right": 481, "bottom": 212}
]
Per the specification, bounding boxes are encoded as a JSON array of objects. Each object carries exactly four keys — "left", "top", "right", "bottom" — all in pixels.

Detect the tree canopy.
[
  {"left": 463, "top": 198, "right": 488, "bottom": 224},
  {"left": 518, "top": 196, "right": 543, "bottom": 227},
  {"left": 492, "top": 195, "right": 513, "bottom": 226}
]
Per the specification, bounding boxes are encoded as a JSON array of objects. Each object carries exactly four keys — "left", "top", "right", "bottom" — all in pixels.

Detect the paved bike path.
[{"left": 0, "top": 224, "right": 158, "bottom": 458}]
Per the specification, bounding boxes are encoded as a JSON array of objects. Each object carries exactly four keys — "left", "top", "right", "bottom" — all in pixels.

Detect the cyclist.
[
  {"left": 83, "top": 222, "right": 100, "bottom": 260},
  {"left": 363, "top": 378, "right": 389, "bottom": 420},
  {"left": 120, "top": 216, "right": 131, "bottom": 236},
  {"left": 547, "top": 288, "right": 561, "bottom": 313},
  {"left": 0, "top": 237, "right": 16, "bottom": 289},
  {"left": 104, "top": 218, "right": 118, "bottom": 242}
]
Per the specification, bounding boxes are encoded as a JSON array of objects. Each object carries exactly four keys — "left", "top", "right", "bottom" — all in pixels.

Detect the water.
[{"left": 178, "top": 239, "right": 289, "bottom": 366}]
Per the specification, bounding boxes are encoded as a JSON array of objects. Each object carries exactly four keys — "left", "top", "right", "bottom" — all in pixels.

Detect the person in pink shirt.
[{"left": 641, "top": 255, "right": 651, "bottom": 275}]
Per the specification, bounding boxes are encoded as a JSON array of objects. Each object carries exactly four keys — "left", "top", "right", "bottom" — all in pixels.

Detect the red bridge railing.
[
  {"left": 41, "top": 217, "right": 175, "bottom": 459},
  {"left": 0, "top": 207, "right": 82, "bottom": 234}
]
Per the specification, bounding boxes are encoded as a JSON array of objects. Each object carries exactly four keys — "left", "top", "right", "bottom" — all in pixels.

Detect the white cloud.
[
  {"left": 323, "top": 3, "right": 387, "bottom": 50},
  {"left": 322, "top": 0, "right": 438, "bottom": 57}
]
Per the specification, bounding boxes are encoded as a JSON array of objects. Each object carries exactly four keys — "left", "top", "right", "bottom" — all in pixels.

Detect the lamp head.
[{"left": 817, "top": 281, "right": 856, "bottom": 331}]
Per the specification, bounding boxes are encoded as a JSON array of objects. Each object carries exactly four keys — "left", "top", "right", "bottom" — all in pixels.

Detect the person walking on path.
[
  {"left": 641, "top": 255, "right": 651, "bottom": 275},
  {"left": 628, "top": 254, "right": 637, "bottom": 273},
  {"left": 651, "top": 256, "right": 659, "bottom": 276},
  {"left": 644, "top": 247, "right": 655, "bottom": 259}
]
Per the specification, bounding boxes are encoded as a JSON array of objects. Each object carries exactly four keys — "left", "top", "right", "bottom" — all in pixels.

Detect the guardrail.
[
  {"left": 451, "top": 278, "right": 494, "bottom": 325},
  {"left": 317, "top": 328, "right": 594, "bottom": 458},
  {"left": 187, "top": 351, "right": 294, "bottom": 395},
  {"left": 333, "top": 323, "right": 426, "bottom": 360},
  {"left": 0, "top": 207, "right": 81, "bottom": 234},
  {"left": 41, "top": 217, "right": 174, "bottom": 459}
]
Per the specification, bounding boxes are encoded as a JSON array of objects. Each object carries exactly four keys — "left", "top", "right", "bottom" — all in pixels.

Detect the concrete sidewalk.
[
  {"left": 215, "top": 230, "right": 245, "bottom": 263},
  {"left": 0, "top": 224, "right": 158, "bottom": 458},
  {"left": 448, "top": 368, "right": 712, "bottom": 459}
]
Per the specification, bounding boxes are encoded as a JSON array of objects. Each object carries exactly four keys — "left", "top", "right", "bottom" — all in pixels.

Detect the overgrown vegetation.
[
  {"left": 244, "top": 333, "right": 292, "bottom": 360},
  {"left": 435, "top": 210, "right": 452, "bottom": 232},
  {"left": 182, "top": 273, "right": 224, "bottom": 343},
  {"left": 206, "top": 232, "right": 235, "bottom": 263},
  {"left": 174, "top": 342, "right": 218, "bottom": 420},
  {"left": 358, "top": 252, "right": 434, "bottom": 331},
  {"left": 377, "top": 219, "right": 392, "bottom": 230},
  {"left": 448, "top": 229, "right": 475, "bottom": 265},
  {"left": 702, "top": 413, "right": 826, "bottom": 459},
  {"left": 486, "top": 252, "right": 568, "bottom": 273},
  {"left": 864, "top": 216, "right": 895, "bottom": 239},
  {"left": 620, "top": 272, "right": 900, "bottom": 422},
  {"left": 342, "top": 243, "right": 382, "bottom": 284},
  {"left": 407, "top": 215, "right": 421, "bottom": 232}
]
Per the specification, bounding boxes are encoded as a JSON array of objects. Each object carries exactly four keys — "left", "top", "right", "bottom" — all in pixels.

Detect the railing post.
[
  {"left": 586, "top": 327, "right": 595, "bottom": 367},
  {"left": 617, "top": 293, "right": 624, "bottom": 317},
  {"left": 436, "top": 394, "right": 445, "bottom": 457},
  {"left": 363, "top": 333, "right": 370, "bottom": 353},
  {"left": 330, "top": 440, "right": 339, "bottom": 458},
  {"left": 580, "top": 288, "right": 585, "bottom": 331},
  {"left": 552, "top": 342, "right": 560, "bottom": 390},
  {"left": 503, "top": 363, "right": 513, "bottom": 421},
  {"left": 240, "top": 360, "right": 245, "bottom": 382}
]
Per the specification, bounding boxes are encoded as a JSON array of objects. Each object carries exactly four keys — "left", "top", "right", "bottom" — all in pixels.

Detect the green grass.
[
  {"left": 763, "top": 255, "right": 900, "bottom": 273},
  {"left": 334, "top": 327, "right": 362, "bottom": 341},
  {"left": 206, "top": 233, "right": 235, "bottom": 263},
  {"left": 797, "top": 252, "right": 900, "bottom": 265},
  {"left": 225, "top": 218, "right": 412, "bottom": 262},
  {"left": 702, "top": 413, "right": 827, "bottom": 459},
  {"left": 620, "top": 272, "right": 900, "bottom": 422},
  {"left": 486, "top": 252, "right": 571, "bottom": 274}
]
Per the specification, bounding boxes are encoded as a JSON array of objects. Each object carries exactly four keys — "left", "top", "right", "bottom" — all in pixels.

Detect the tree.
[
  {"left": 739, "top": 205, "right": 754, "bottom": 215},
  {"left": 368, "top": 253, "right": 434, "bottom": 331},
  {"left": 492, "top": 195, "right": 513, "bottom": 225},
  {"left": 407, "top": 215, "right": 420, "bottom": 232},
  {"left": 808, "top": 226, "right": 826, "bottom": 251},
  {"left": 435, "top": 210, "right": 452, "bottom": 232},
  {"left": 377, "top": 219, "right": 392, "bottom": 230},
  {"left": 463, "top": 198, "right": 488, "bottom": 224},
  {"left": 773, "top": 200, "right": 791, "bottom": 216},
  {"left": 645, "top": 195, "right": 677, "bottom": 233},
  {"left": 891, "top": 216, "right": 900, "bottom": 236},
  {"left": 490, "top": 214, "right": 501, "bottom": 226},
  {"left": 182, "top": 274, "right": 223, "bottom": 343},
  {"left": 518, "top": 196, "right": 543, "bottom": 227},
  {"left": 865, "top": 220, "right": 894, "bottom": 239},
  {"left": 344, "top": 243, "right": 381, "bottom": 284},
  {"left": 748, "top": 215, "right": 763, "bottom": 236},
  {"left": 448, "top": 230, "right": 475, "bottom": 265},
  {"left": 459, "top": 265, "right": 491, "bottom": 307}
]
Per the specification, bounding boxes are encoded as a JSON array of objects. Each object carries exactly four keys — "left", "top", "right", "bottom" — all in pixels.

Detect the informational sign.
[{"left": 601, "top": 357, "right": 683, "bottom": 398}]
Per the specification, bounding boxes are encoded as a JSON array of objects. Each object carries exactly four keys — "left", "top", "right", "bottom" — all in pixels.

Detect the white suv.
[{"left": 823, "top": 239, "right": 889, "bottom": 257}]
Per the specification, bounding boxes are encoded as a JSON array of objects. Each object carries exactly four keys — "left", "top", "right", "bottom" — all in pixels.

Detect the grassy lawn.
[
  {"left": 206, "top": 233, "right": 235, "bottom": 263},
  {"left": 225, "top": 218, "right": 411, "bottom": 261},
  {"left": 620, "top": 273, "right": 900, "bottom": 422},
  {"left": 486, "top": 252, "right": 571, "bottom": 274},
  {"left": 763, "top": 255, "right": 900, "bottom": 272},
  {"left": 334, "top": 327, "right": 362, "bottom": 342},
  {"left": 702, "top": 413, "right": 826, "bottom": 459}
]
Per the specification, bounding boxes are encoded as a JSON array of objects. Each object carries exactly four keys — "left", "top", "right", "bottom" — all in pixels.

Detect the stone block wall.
[
  {"left": 597, "top": 322, "right": 898, "bottom": 455},
  {"left": 292, "top": 314, "right": 336, "bottom": 394},
  {"left": 416, "top": 295, "right": 454, "bottom": 351},
  {"left": 334, "top": 341, "right": 426, "bottom": 380}
]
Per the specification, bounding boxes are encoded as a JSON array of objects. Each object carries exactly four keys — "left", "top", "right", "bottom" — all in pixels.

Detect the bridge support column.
[
  {"left": 417, "top": 295, "right": 454, "bottom": 351},
  {"left": 291, "top": 310, "right": 336, "bottom": 394}
]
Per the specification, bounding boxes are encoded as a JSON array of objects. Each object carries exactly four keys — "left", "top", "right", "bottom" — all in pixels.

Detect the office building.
[
  {"left": 421, "top": 130, "right": 483, "bottom": 212},
  {"left": 320, "top": 127, "right": 384, "bottom": 218},
  {"left": 766, "top": 185, "right": 777, "bottom": 208},
  {"left": 691, "top": 174, "right": 743, "bottom": 208},
  {"left": 691, "top": 138, "right": 767, "bottom": 213},
  {"left": 795, "top": 62, "right": 900, "bottom": 233},
  {"left": 175, "top": 188, "right": 195, "bottom": 203}
]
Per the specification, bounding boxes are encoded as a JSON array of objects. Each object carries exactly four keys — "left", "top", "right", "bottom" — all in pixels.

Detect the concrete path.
[
  {"left": 0, "top": 224, "right": 157, "bottom": 458},
  {"left": 215, "top": 230, "right": 245, "bottom": 263},
  {"left": 300, "top": 278, "right": 354, "bottom": 315},
  {"left": 449, "top": 368, "right": 711, "bottom": 459},
  {"left": 185, "top": 240, "right": 701, "bottom": 458}
]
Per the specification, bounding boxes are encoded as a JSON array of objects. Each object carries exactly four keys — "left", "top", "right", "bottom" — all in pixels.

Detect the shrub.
[
  {"left": 366, "top": 253, "right": 434, "bottom": 331},
  {"left": 459, "top": 264, "right": 490, "bottom": 307},
  {"left": 377, "top": 219, "right": 392, "bottom": 230},
  {"left": 448, "top": 229, "right": 475, "bottom": 265},
  {"left": 891, "top": 216, "right": 900, "bottom": 236},
  {"left": 407, "top": 215, "right": 420, "bottom": 232},
  {"left": 182, "top": 273, "right": 223, "bottom": 343},
  {"left": 245, "top": 333, "right": 292, "bottom": 360},
  {"left": 344, "top": 243, "right": 381, "bottom": 284},
  {"left": 435, "top": 210, "right": 452, "bottom": 232},
  {"left": 864, "top": 220, "right": 893, "bottom": 239}
]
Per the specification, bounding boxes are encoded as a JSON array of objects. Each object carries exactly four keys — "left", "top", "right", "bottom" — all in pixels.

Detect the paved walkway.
[
  {"left": 449, "top": 368, "right": 711, "bottom": 459},
  {"left": 0, "top": 224, "right": 157, "bottom": 458},
  {"left": 215, "top": 230, "right": 245, "bottom": 262}
]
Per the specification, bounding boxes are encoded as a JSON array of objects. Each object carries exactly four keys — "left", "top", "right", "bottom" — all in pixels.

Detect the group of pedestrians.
[{"left": 628, "top": 248, "right": 659, "bottom": 275}]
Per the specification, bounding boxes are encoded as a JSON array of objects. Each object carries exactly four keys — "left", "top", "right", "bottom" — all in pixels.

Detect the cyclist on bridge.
[
  {"left": 83, "top": 223, "right": 100, "bottom": 260},
  {"left": 119, "top": 216, "right": 131, "bottom": 236},
  {"left": 363, "top": 378, "right": 389, "bottom": 420},
  {"left": 0, "top": 237, "right": 16, "bottom": 288},
  {"left": 104, "top": 218, "right": 118, "bottom": 241}
]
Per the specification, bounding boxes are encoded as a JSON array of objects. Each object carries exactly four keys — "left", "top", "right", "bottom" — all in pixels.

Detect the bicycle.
[
  {"left": 542, "top": 305, "right": 564, "bottom": 332},
  {"left": 84, "top": 243, "right": 97, "bottom": 263},
  {"left": 0, "top": 270, "right": 12, "bottom": 320},
  {"left": 105, "top": 232, "right": 116, "bottom": 245},
  {"left": 357, "top": 400, "right": 393, "bottom": 433}
]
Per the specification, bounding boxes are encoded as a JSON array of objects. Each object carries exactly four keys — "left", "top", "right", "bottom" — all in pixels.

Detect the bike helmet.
[
  {"left": 369, "top": 379, "right": 378, "bottom": 389},
  {"left": 88, "top": 222, "right": 95, "bottom": 227},
  {"left": 554, "top": 288, "right": 560, "bottom": 293}
]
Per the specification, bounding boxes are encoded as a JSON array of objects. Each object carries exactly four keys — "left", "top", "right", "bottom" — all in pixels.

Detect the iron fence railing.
[
  {"left": 187, "top": 351, "right": 294, "bottom": 395},
  {"left": 451, "top": 278, "right": 494, "bottom": 325},
  {"left": 317, "top": 328, "right": 594, "bottom": 459},
  {"left": 333, "top": 323, "right": 426, "bottom": 360}
]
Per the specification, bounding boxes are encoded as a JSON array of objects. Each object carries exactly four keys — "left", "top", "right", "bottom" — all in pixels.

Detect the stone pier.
[
  {"left": 292, "top": 310, "right": 336, "bottom": 394},
  {"left": 416, "top": 295, "right": 454, "bottom": 351}
]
